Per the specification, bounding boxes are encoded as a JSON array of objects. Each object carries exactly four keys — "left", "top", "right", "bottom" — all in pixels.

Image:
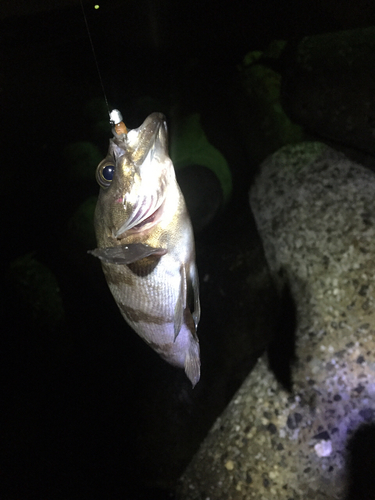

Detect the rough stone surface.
[{"left": 177, "top": 142, "right": 375, "bottom": 499}]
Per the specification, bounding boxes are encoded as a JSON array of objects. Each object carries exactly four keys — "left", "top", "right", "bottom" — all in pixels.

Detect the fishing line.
[{"left": 79, "top": 0, "right": 111, "bottom": 117}]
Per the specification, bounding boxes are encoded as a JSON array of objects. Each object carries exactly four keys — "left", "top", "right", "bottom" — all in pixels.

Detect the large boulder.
[
  {"left": 282, "top": 28, "right": 375, "bottom": 155},
  {"left": 177, "top": 142, "right": 375, "bottom": 499}
]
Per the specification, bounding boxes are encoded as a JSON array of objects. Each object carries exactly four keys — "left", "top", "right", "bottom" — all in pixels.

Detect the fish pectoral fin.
[
  {"left": 185, "top": 336, "right": 200, "bottom": 387},
  {"left": 88, "top": 243, "right": 167, "bottom": 265},
  {"left": 174, "top": 265, "right": 187, "bottom": 341}
]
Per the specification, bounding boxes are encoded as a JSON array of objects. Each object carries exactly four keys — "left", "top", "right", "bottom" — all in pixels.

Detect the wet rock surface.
[{"left": 178, "top": 143, "right": 375, "bottom": 499}]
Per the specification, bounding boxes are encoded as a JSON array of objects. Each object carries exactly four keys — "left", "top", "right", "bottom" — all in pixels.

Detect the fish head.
[{"left": 94, "top": 112, "right": 176, "bottom": 247}]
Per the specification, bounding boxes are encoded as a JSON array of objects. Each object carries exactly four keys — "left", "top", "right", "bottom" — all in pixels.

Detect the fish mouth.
[{"left": 128, "top": 112, "right": 168, "bottom": 166}]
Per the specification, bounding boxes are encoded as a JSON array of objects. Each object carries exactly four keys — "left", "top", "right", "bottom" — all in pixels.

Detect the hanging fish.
[{"left": 89, "top": 110, "right": 201, "bottom": 386}]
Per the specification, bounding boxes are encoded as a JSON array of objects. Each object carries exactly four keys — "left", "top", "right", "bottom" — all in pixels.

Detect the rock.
[
  {"left": 282, "top": 27, "right": 375, "bottom": 155},
  {"left": 170, "top": 112, "right": 232, "bottom": 231},
  {"left": 171, "top": 113, "right": 232, "bottom": 203},
  {"left": 238, "top": 45, "right": 305, "bottom": 164},
  {"left": 177, "top": 142, "right": 375, "bottom": 499}
]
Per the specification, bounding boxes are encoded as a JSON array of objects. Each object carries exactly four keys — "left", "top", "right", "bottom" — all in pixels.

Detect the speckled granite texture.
[{"left": 177, "top": 142, "right": 375, "bottom": 499}]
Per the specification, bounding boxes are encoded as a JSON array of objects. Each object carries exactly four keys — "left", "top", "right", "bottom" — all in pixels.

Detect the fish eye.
[{"left": 96, "top": 159, "right": 115, "bottom": 188}]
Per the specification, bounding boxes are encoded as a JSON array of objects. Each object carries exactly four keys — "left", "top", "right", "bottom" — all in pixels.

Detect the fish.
[{"left": 89, "top": 111, "right": 201, "bottom": 386}]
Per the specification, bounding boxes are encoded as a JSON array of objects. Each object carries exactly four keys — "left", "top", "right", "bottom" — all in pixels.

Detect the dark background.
[{"left": 2, "top": 1, "right": 375, "bottom": 498}]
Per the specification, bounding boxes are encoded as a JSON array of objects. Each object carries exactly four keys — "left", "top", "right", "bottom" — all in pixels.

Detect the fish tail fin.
[{"left": 184, "top": 338, "right": 200, "bottom": 388}]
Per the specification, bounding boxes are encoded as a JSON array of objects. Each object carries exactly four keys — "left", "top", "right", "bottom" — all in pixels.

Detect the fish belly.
[{"left": 104, "top": 259, "right": 197, "bottom": 369}]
